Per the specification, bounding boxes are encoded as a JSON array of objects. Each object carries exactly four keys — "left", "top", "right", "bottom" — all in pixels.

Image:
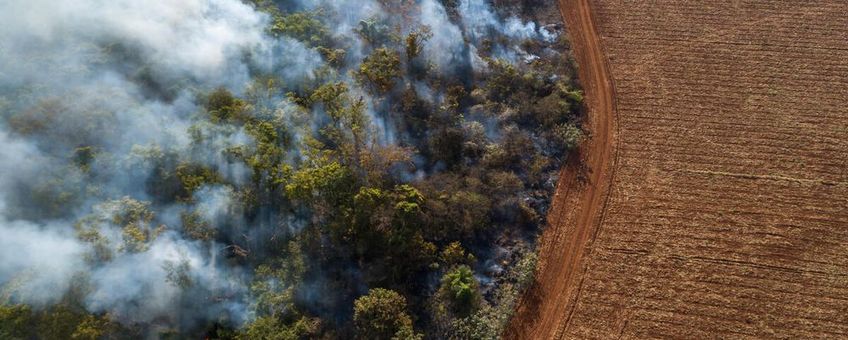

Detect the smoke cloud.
[
  {"left": 0, "top": 0, "right": 318, "bottom": 329},
  {"left": 0, "top": 0, "right": 564, "bottom": 334}
]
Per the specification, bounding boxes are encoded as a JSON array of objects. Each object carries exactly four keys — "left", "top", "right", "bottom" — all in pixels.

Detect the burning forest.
[{"left": 0, "top": 0, "right": 582, "bottom": 338}]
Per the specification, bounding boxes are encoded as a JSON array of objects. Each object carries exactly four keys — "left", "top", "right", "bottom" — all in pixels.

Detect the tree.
[
  {"left": 440, "top": 242, "right": 476, "bottom": 267},
  {"left": 357, "top": 18, "right": 390, "bottom": 45},
  {"left": 243, "top": 121, "right": 290, "bottom": 186},
  {"left": 238, "top": 316, "right": 319, "bottom": 340},
  {"left": 309, "top": 82, "right": 370, "bottom": 169},
  {"left": 175, "top": 163, "right": 222, "bottom": 201},
  {"left": 439, "top": 266, "right": 481, "bottom": 317},
  {"left": 180, "top": 210, "right": 216, "bottom": 241},
  {"left": 0, "top": 304, "right": 33, "bottom": 340},
  {"left": 271, "top": 11, "right": 332, "bottom": 48},
  {"left": 353, "top": 288, "right": 417, "bottom": 340},
  {"left": 404, "top": 28, "right": 434, "bottom": 79},
  {"left": 428, "top": 127, "right": 465, "bottom": 169},
  {"left": 552, "top": 123, "right": 584, "bottom": 152},
  {"left": 405, "top": 28, "right": 432, "bottom": 61},
  {"left": 240, "top": 240, "right": 317, "bottom": 340},
  {"left": 348, "top": 184, "right": 435, "bottom": 281},
  {"left": 206, "top": 88, "right": 246, "bottom": 123},
  {"left": 484, "top": 59, "right": 521, "bottom": 103},
  {"left": 71, "top": 314, "right": 112, "bottom": 340},
  {"left": 285, "top": 160, "right": 354, "bottom": 206},
  {"left": 357, "top": 48, "right": 401, "bottom": 94},
  {"left": 75, "top": 197, "right": 164, "bottom": 254}
]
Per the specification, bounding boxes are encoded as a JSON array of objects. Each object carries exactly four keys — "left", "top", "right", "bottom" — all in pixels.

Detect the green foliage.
[
  {"left": 238, "top": 240, "right": 317, "bottom": 340},
  {"left": 348, "top": 184, "right": 435, "bottom": 280},
  {"left": 250, "top": 241, "right": 306, "bottom": 317},
  {"left": 448, "top": 309, "right": 499, "bottom": 340},
  {"left": 271, "top": 11, "right": 332, "bottom": 48},
  {"left": 309, "top": 82, "right": 349, "bottom": 116},
  {"left": 393, "top": 184, "right": 423, "bottom": 220},
  {"left": 285, "top": 160, "right": 354, "bottom": 205},
  {"left": 175, "top": 163, "right": 222, "bottom": 200},
  {"left": 180, "top": 210, "right": 216, "bottom": 241},
  {"left": 0, "top": 1, "right": 585, "bottom": 338},
  {"left": 535, "top": 92, "right": 571, "bottom": 127},
  {"left": 484, "top": 59, "right": 521, "bottom": 103},
  {"left": 439, "top": 266, "right": 481, "bottom": 317},
  {"left": 0, "top": 304, "right": 128, "bottom": 340},
  {"left": 0, "top": 304, "right": 32, "bottom": 339},
  {"left": 440, "top": 242, "right": 476, "bottom": 267},
  {"left": 316, "top": 47, "right": 347, "bottom": 67},
  {"left": 353, "top": 288, "right": 418, "bottom": 340},
  {"left": 565, "top": 88, "right": 583, "bottom": 103},
  {"left": 552, "top": 123, "right": 584, "bottom": 151},
  {"left": 238, "top": 316, "right": 319, "bottom": 340},
  {"left": 244, "top": 120, "right": 291, "bottom": 186},
  {"left": 206, "top": 88, "right": 247, "bottom": 123},
  {"left": 71, "top": 314, "right": 112, "bottom": 340},
  {"left": 74, "top": 197, "right": 164, "bottom": 254},
  {"left": 450, "top": 250, "right": 538, "bottom": 339},
  {"left": 446, "top": 191, "right": 491, "bottom": 235},
  {"left": 309, "top": 83, "right": 369, "bottom": 165},
  {"left": 113, "top": 199, "right": 163, "bottom": 253},
  {"left": 357, "top": 48, "right": 402, "bottom": 94}
]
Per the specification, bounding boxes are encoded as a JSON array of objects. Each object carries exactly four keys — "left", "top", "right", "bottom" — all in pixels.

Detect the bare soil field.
[{"left": 509, "top": 0, "right": 848, "bottom": 338}]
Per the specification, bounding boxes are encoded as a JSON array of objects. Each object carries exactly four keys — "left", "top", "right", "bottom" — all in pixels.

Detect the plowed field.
[{"left": 508, "top": 0, "right": 848, "bottom": 338}]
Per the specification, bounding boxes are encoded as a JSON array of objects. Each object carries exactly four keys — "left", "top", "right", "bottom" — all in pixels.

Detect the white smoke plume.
[
  {"left": 0, "top": 0, "right": 319, "bottom": 330},
  {"left": 0, "top": 0, "right": 561, "bottom": 334}
]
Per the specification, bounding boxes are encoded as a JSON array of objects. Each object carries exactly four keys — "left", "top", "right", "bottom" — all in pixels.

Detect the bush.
[
  {"left": 440, "top": 242, "right": 476, "bottom": 267},
  {"left": 238, "top": 316, "right": 319, "bottom": 340},
  {"left": 353, "top": 288, "right": 417, "bottom": 340},
  {"left": 553, "top": 123, "right": 584, "bottom": 151},
  {"left": 439, "top": 265, "right": 482, "bottom": 317},
  {"left": 357, "top": 48, "right": 402, "bottom": 94},
  {"left": 206, "top": 88, "right": 246, "bottom": 123},
  {"left": 271, "top": 11, "right": 332, "bottom": 48}
]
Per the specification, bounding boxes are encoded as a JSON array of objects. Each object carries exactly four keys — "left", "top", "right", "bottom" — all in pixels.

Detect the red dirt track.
[
  {"left": 508, "top": 0, "right": 848, "bottom": 338},
  {"left": 506, "top": 0, "right": 618, "bottom": 338}
]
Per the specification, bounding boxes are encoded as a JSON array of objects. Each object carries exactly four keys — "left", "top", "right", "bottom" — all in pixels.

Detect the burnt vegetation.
[{"left": 0, "top": 0, "right": 582, "bottom": 338}]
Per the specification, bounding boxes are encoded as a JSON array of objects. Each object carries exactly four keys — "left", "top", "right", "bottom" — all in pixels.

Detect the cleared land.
[{"left": 509, "top": 0, "right": 848, "bottom": 338}]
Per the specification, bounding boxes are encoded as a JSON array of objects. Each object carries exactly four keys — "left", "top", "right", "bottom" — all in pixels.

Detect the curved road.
[{"left": 505, "top": 0, "right": 618, "bottom": 338}]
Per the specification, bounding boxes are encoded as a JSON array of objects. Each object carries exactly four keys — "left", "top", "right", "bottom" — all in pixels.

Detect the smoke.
[
  {"left": 457, "top": 0, "right": 552, "bottom": 65},
  {"left": 0, "top": 219, "right": 85, "bottom": 306},
  {"left": 0, "top": 0, "right": 319, "bottom": 330},
  {"left": 0, "top": 0, "right": 563, "bottom": 334},
  {"left": 419, "top": 0, "right": 469, "bottom": 74},
  {"left": 84, "top": 232, "right": 248, "bottom": 327}
]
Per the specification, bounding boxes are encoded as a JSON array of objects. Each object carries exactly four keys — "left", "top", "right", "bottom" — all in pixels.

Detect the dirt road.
[
  {"left": 511, "top": 0, "right": 848, "bottom": 338},
  {"left": 504, "top": 0, "right": 617, "bottom": 338}
]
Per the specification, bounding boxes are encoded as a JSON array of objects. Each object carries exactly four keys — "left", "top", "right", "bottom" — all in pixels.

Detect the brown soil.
[
  {"left": 508, "top": 0, "right": 848, "bottom": 338},
  {"left": 505, "top": 0, "right": 618, "bottom": 338}
]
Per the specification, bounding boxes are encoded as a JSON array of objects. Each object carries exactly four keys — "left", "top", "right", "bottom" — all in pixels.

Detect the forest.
[{"left": 0, "top": 0, "right": 582, "bottom": 338}]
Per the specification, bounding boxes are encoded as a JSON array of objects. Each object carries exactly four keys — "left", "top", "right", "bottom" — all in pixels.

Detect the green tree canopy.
[
  {"left": 439, "top": 265, "right": 481, "bottom": 317},
  {"left": 353, "top": 288, "right": 418, "bottom": 340},
  {"left": 357, "top": 48, "right": 402, "bottom": 94}
]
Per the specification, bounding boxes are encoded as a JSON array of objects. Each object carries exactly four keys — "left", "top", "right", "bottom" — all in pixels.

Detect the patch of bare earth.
[{"left": 509, "top": 0, "right": 848, "bottom": 338}]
